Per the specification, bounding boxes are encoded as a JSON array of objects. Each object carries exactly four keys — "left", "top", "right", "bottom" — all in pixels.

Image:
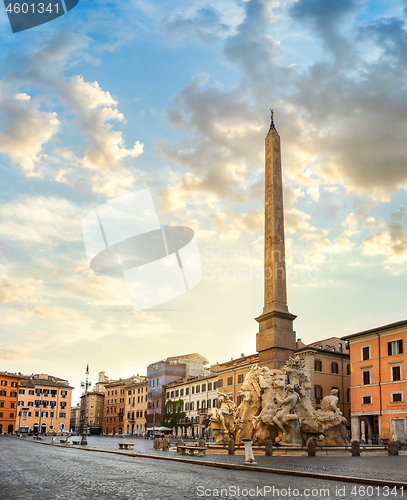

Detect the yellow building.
[{"left": 124, "top": 376, "right": 147, "bottom": 436}]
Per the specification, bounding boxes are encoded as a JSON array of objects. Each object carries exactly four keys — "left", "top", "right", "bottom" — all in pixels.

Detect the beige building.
[
  {"left": 17, "top": 374, "right": 73, "bottom": 434},
  {"left": 165, "top": 373, "right": 218, "bottom": 438},
  {"left": 80, "top": 391, "right": 105, "bottom": 435},
  {"left": 295, "top": 337, "right": 351, "bottom": 420},
  {"left": 124, "top": 375, "right": 148, "bottom": 436}
]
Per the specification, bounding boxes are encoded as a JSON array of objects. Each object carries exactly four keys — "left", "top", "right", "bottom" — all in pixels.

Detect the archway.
[
  {"left": 41, "top": 423, "right": 47, "bottom": 434},
  {"left": 8, "top": 424, "right": 13, "bottom": 434},
  {"left": 0, "top": 424, "right": 3, "bottom": 434}
]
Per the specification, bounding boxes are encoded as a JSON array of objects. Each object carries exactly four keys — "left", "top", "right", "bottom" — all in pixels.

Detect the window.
[
  {"left": 238, "top": 374, "right": 244, "bottom": 384},
  {"left": 196, "top": 385, "right": 200, "bottom": 393},
  {"left": 171, "top": 391, "right": 174, "bottom": 398},
  {"left": 315, "top": 386, "right": 323, "bottom": 404},
  {"left": 61, "top": 391, "right": 67, "bottom": 398},
  {"left": 214, "top": 382, "right": 217, "bottom": 390},
  {"left": 9, "top": 412, "right": 14, "bottom": 418},
  {"left": 175, "top": 390, "right": 179, "bottom": 397},
  {"left": 208, "top": 383, "right": 212, "bottom": 391},
  {"left": 347, "top": 388, "right": 351, "bottom": 403},
  {"left": 217, "top": 379, "right": 223, "bottom": 388},
  {"left": 388, "top": 339, "right": 403, "bottom": 356},
  {"left": 19, "top": 389, "right": 25, "bottom": 394},
  {"left": 11, "top": 382, "right": 17, "bottom": 387},
  {"left": 392, "top": 366, "right": 401, "bottom": 382},
  {"left": 331, "top": 362, "right": 339, "bottom": 374},
  {"left": 29, "top": 390, "right": 34, "bottom": 395},
  {"left": 192, "top": 387, "right": 195, "bottom": 394},
  {"left": 180, "top": 389, "right": 184, "bottom": 397},
  {"left": 190, "top": 402, "right": 194, "bottom": 411},
  {"left": 0, "top": 402, "right": 3, "bottom": 407},
  {"left": 185, "top": 403, "right": 189, "bottom": 411},
  {"left": 213, "top": 398, "right": 217, "bottom": 408},
  {"left": 202, "top": 400, "right": 205, "bottom": 409},
  {"left": 202, "top": 384, "right": 206, "bottom": 392},
  {"left": 1, "top": 380, "right": 7, "bottom": 386},
  {"left": 347, "top": 364, "right": 351, "bottom": 376},
  {"left": 186, "top": 388, "right": 189, "bottom": 396},
  {"left": 0, "top": 391, "right": 6, "bottom": 396},
  {"left": 362, "top": 370, "right": 371, "bottom": 385},
  {"left": 196, "top": 401, "right": 200, "bottom": 410},
  {"left": 392, "top": 393, "right": 403, "bottom": 403},
  {"left": 227, "top": 377, "right": 233, "bottom": 386},
  {"left": 362, "top": 346, "right": 370, "bottom": 361},
  {"left": 314, "top": 359, "right": 322, "bottom": 372},
  {"left": 10, "top": 402, "right": 15, "bottom": 408},
  {"left": 362, "top": 395, "right": 372, "bottom": 405},
  {"left": 11, "top": 391, "right": 17, "bottom": 397},
  {"left": 207, "top": 400, "right": 211, "bottom": 409}
]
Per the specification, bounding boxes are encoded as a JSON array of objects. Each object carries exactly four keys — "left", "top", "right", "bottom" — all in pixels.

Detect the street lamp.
[{"left": 80, "top": 364, "right": 91, "bottom": 445}]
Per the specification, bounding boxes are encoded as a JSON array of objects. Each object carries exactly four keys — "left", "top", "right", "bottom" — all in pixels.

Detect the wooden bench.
[
  {"left": 178, "top": 445, "right": 206, "bottom": 457},
  {"left": 59, "top": 439, "right": 67, "bottom": 443},
  {"left": 72, "top": 441, "right": 80, "bottom": 445},
  {"left": 118, "top": 443, "right": 134, "bottom": 450}
]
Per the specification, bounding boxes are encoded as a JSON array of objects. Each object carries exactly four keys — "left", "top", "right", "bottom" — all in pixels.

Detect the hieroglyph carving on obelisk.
[{"left": 264, "top": 109, "right": 287, "bottom": 306}]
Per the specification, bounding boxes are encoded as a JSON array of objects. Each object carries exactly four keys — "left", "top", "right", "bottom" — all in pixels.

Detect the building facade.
[
  {"left": 146, "top": 353, "right": 209, "bottom": 431},
  {"left": 70, "top": 405, "right": 80, "bottom": 433},
  {"left": 296, "top": 337, "right": 351, "bottom": 419},
  {"left": 80, "top": 391, "right": 105, "bottom": 435},
  {"left": 343, "top": 320, "right": 407, "bottom": 444},
  {"left": 164, "top": 373, "right": 218, "bottom": 438},
  {"left": 17, "top": 374, "right": 73, "bottom": 434},
  {"left": 0, "top": 371, "right": 21, "bottom": 434},
  {"left": 124, "top": 375, "right": 148, "bottom": 436},
  {"left": 105, "top": 378, "right": 129, "bottom": 435}
]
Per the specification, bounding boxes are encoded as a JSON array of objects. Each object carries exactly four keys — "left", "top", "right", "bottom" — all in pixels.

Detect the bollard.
[
  {"left": 198, "top": 439, "right": 205, "bottom": 448},
  {"left": 162, "top": 438, "right": 169, "bottom": 451},
  {"left": 153, "top": 438, "right": 159, "bottom": 450},
  {"left": 228, "top": 439, "right": 235, "bottom": 455},
  {"left": 242, "top": 438, "right": 257, "bottom": 465},
  {"left": 176, "top": 439, "right": 184, "bottom": 453},
  {"left": 307, "top": 438, "right": 316, "bottom": 457},
  {"left": 388, "top": 441, "right": 398, "bottom": 456},
  {"left": 351, "top": 440, "right": 360, "bottom": 457},
  {"left": 52, "top": 436, "right": 56, "bottom": 444},
  {"left": 265, "top": 440, "right": 273, "bottom": 456}
]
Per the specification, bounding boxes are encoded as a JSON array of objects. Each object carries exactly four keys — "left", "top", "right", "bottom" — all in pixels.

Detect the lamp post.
[{"left": 80, "top": 364, "right": 91, "bottom": 445}]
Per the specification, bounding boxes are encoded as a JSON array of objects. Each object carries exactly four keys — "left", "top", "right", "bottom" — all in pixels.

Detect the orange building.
[
  {"left": 342, "top": 320, "right": 407, "bottom": 444},
  {"left": 17, "top": 374, "right": 73, "bottom": 434},
  {"left": 105, "top": 378, "right": 130, "bottom": 435},
  {"left": 0, "top": 371, "right": 22, "bottom": 434}
]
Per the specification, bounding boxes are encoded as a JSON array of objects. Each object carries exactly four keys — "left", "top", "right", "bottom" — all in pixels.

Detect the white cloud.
[{"left": 0, "top": 93, "right": 60, "bottom": 176}]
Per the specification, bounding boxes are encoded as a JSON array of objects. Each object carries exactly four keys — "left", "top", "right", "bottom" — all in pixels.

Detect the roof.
[
  {"left": 295, "top": 336, "right": 349, "bottom": 355},
  {"left": 0, "top": 371, "right": 24, "bottom": 379},
  {"left": 148, "top": 353, "right": 209, "bottom": 367},
  {"left": 20, "top": 375, "right": 73, "bottom": 389},
  {"left": 341, "top": 319, "right": 407, "bottom": 341}
]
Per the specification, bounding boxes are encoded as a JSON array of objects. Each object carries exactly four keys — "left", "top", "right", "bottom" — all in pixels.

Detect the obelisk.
[{"left": 255, "top": 111, "right": 296, "bottom": 369}]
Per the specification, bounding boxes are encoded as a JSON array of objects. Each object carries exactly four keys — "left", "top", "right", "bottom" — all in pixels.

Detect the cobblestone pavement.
[
  {"left": 0, "top": 436, "right": 401, "bottom": 500},
  {"left": 22, "top": 435, "right": 406, "bottom": 484}
]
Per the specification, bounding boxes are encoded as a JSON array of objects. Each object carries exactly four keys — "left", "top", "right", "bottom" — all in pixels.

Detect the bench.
[
  {"left": 72, "top": 441, "right": 80, "bottom": 445},
  {"left": 178, "top": 445, "right": 206, "bottom": 457},
  {"left": 118, "top": 443, "right": 134, "bottom": 450},
  {"left": 59, "top": 439, "right": 67, "bottom": 443}
]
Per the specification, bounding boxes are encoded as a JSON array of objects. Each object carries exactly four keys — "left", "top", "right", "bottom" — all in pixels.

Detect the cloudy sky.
[{"left": 1, "top": 0, "right": 406, "bottom": 403}]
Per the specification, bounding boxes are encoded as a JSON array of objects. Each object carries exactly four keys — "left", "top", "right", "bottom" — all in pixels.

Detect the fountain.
[{"left": 210, "top": 356, "right": 349, "bottom": 446}]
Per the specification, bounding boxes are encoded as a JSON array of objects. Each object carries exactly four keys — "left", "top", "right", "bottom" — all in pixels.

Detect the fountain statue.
[{"left": 210, "top": 356, "right": 349, "bottom": 446}]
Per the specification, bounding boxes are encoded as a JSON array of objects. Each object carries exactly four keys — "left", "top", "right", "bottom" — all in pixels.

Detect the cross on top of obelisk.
[{"left": 268, "top": 108, "right": 277, "bottom": 133}]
